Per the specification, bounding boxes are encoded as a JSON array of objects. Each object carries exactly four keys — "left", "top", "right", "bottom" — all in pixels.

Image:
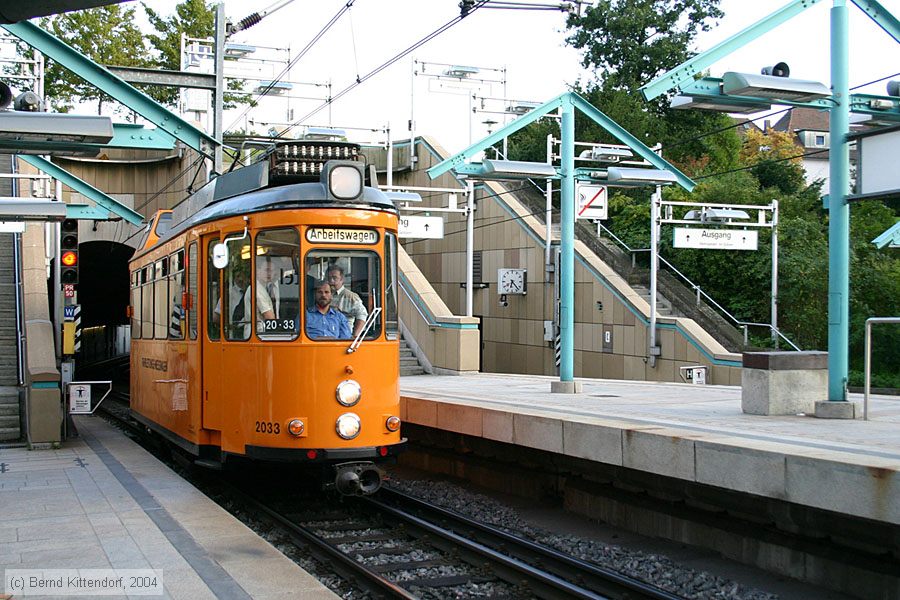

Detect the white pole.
[
  {"left": 545, "top": 134, "right": 553, "bottom": 269},
  {"left": 409, "top": 59, "right": 416, "bottom": 168},
  {"left": 466, "top": 179, "right": 475, "bottom": 317},
  {"left": 649, "top": 186, "right": 660, "bottom": 366},
  {"left": 771, "top": 199, "right": 779, "bottom": 348},
  {"left": 385, "top": 123, "right": 393, "bottom": 188},
  {"left": 213, "top": 3, "right": 225, "bottom": 175}
]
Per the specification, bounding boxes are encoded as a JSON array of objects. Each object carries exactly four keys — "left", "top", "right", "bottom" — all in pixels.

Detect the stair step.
[
  {"left": 400, "top": 357, "right": 419, "bottom": 366},
  {"left": 400, "top": 366, "right": 425, "bottom": 376},
  {"left": 0, "top": 426, "right": 20, "bottom": 441},
  {"left": 0, "top": 415, "right": 18, "bottom": 427},
  {"left": 0, "top": 404, "right": 18, "bottom": 416}
]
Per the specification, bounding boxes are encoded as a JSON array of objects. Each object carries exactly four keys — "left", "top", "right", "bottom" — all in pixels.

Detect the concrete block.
[
  {"left": 481, "top": 408, "right": 513, "bottom": 443},
  {"left": 550, "top": 380, "right": 582, "bottom": 394},
  {"left": 436, "top": 402, "right": 483, "bottom": 437},
  {"left": 741, "top": 367, "right": 826, "bottom": 416},
  {"left": 622, "top": 427, "right": 695, "bottom": 480},
  {"left": 562, "top": 420, "right": 623, "bottom": 465},
  {"left": 695, "top": 441, "right": 786, "bottom": 498},
  {"left": 513, "top": 413, "right": 563, "bottom": 454},
  {"left": 403, "top": 397, "right": 437, "bottom": 427},
  {"left": 813, "top": 400, "right": 858, "bottom": 419}
]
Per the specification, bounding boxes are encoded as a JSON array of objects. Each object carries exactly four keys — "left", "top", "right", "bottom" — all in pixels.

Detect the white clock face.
[{"left": 499, "top": 269, "right": 525, "bottom": 294}]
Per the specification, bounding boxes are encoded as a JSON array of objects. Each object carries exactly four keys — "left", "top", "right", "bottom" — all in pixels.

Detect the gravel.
[{"left": 388, "top": 478, "right": 780, "bottom": 600}]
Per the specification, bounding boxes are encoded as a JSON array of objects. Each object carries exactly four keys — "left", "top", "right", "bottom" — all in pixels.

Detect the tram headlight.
[
  {"left": 328, "top": 164, "right": 363, "bottom": 199},
  {"left": 335, "top": 413, "right": 361, "bottom": 440},
  {"left": 335, "top": 379, "right": 361, "bottom": 407},
  {"left": 385, "top": 416, "right": 401, "bottom": 432},
  {"left": 287, "top": 419, "right": 305, "bottom": 437}
]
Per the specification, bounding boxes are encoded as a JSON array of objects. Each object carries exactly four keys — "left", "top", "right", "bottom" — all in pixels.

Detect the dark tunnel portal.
[{"left": 79, "top": 240, "right": 134, "bottom": 329}]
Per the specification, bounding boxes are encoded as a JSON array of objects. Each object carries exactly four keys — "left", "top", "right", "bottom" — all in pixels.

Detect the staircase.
[
  {"left": 400, "top": 336, "right": 426, "bottom": 376},
  {"left": 0, "top": 233, "right": 21, "bottom": 441},
  {"left": 631, "top": 285, "right": 682, "bottom": 318}
]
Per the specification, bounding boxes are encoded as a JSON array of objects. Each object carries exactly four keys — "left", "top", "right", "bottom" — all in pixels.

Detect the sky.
[{"left": 110, "top": 0, "right": 900, "bottom": 154}]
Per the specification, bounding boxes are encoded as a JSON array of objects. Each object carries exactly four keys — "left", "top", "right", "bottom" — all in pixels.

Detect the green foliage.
[{"left": 36, "top": 5, "right": 151, "bottom": 114}]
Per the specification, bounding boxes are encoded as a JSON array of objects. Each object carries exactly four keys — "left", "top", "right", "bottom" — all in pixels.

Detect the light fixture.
[
  {"left": 253, "top": 80, "right": 293, "bottom": 96},
  {"left": 480, "top": 158, "right": 557, "bottom": 179},
  {"left": 684, "top": 208, "right": 751, "bottom": 223},
  {"left": 506, "top": 101, "right": 541, "bottom": 115},
  {"left": 303, "top": 127, "right": 347, "bottom": 141},
  {"left": 0, "top": 112, "right": 113, "bottom": 145},
  {"left": 224, "top": 43, "right": 256, "bottom": 59},
  {"left": 443, "top": 65, "right": 480, "bottom": 78},
  {"left": 672, "top": 95, "right": 772, "bottom": 115},
  {"left": 578, "top": 145, "right": 634, "bottom": 162},
  {"left": 607, "top": 167, "right": 678, "bottom": 185},
  {"left": 722, "top": 71, "right": 831, "bottom": 103}
]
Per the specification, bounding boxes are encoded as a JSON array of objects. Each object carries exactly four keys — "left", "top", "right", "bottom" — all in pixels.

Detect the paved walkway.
[{"left": 0, "top": 416, "right": 335, "bottom": 600}]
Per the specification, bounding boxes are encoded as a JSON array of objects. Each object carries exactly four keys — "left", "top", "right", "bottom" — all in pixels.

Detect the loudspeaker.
[
  {"left": 887, "top": 81, "right": 900, "bottom": 97},
  {"left": 0, "top": 82, "right": 11, "bottom": 109},
  {"left": 761, "top": 62, "right": 790, "bottom": 78},
  {"left": 13, "top": 91, "right": 41, "bottom": 112}
]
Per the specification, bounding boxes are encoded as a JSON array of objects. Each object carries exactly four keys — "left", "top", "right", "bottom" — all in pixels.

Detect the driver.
[{"left": 305, "top": 280, "right": 351, "bottom": 339}]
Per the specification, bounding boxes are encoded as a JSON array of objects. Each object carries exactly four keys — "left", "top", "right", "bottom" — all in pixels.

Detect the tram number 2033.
[
  {"left": 256, "top": 421, "right": 280, "bottom": 434},
  {"left": 263, "top": 319, "right": 296, "bottom": 332}
]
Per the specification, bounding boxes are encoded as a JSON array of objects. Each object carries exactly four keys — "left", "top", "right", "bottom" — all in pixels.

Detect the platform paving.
[
  {"left": 400, "top": 373, "right": 900, "bottom": 526},
  {"left": 0, "top": 416, "right": 336, "bottom": 599}
]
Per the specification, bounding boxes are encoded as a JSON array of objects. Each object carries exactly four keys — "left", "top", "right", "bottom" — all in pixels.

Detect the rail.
[
  {"left": 594, "top": 222, "right": 801, "bottom": 351},
  {"left": 864, "top": 317, "right": 899, "bottom": 421}
]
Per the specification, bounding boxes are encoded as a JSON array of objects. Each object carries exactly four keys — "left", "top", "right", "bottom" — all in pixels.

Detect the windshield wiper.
[{"left": 347, "top": 288, "right": 381, "bottom": 354}]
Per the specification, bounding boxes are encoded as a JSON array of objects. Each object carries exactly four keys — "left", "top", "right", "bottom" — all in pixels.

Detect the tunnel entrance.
[{"left": 75, "top": 240, "right": 134, "bottom": 367}]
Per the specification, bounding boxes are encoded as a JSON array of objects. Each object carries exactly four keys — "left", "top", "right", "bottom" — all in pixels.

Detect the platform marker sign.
[
  {"left": 399, "top": 215, "right": 444, "bottom": 239},
  {"left": 69, "top": 383, "right": 91, "bottom": 414},
  {"left": 63, "top": 284, "right": 75, "bottom": 298},
  {"left": 673, "top": 228, "right": 758, "bottom": 251},
  {"left": 576, "top": 183, "right": 608, "bottom": 220}
]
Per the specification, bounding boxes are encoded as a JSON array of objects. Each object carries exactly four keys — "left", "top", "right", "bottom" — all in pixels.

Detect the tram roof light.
[
  {"left": 607, "top": 167, "right": 678, "bottom": 185},
  {"left": 671, "top": 94, "right": 772, "bottom": 115},
  {"left": 479, "top": 158, "right": 557, "bottom": 180},
  {"left": 684, "top": 208, "right": 751, "bottom": 223},
  {"left": 578, "top": 145, "right": 634, "bottom": 162},
  {"left": 443, "top": 65, "right": 480, "bottom": 78},
  {"left": 722, "top": 71, "right": 831, "bottom": 103}
]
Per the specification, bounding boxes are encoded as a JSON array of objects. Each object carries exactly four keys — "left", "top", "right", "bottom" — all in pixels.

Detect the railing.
[
  {"left": 595, "top": 221, "right": 800, "bottom": 351},
  {"left": 864, "top": 317, "right": 899, "bottom": 421}
]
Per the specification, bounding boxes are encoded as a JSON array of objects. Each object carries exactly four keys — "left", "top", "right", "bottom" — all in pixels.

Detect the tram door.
[{"left": 201, "top": 236, "right": 224, "bottom": 431}]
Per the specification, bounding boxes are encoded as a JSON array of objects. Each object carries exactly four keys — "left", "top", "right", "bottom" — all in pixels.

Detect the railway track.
[{"left": 92, "top": 391, "right": 682, "bottom": 599}]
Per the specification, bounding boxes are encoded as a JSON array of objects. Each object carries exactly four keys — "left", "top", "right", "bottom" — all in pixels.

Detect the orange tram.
[{"left": 129, "top": 143, "right": 404, "bottom": 495}]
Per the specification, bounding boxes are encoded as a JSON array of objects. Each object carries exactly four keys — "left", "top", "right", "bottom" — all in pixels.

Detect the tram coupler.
[{"left": 333, "top": 462, "right": 383, "bottom": 496}]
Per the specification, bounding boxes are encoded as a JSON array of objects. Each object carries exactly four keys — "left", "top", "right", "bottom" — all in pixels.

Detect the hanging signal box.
[{"left": 269, "top": 141, "right": 360, "bottom": 183}]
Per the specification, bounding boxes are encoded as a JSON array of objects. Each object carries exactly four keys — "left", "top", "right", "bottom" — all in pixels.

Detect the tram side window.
[
  {"left": 223, "top": 237, "right": 251, "bottom": 342},
  {"left": 305, "top": 250, "right": 381, "bottom": 341},
  {"left": 188, "top": 242, "right": 197, "bottom": 340},
  {"left": 207, "top": 239, "right": 220, "bottom": 341},
  {"left": 141, "top": 265, "right": 153, "bottom": 339},
  {"left": 154, "top": 258, "right": 169, "bottom": 339},
  {"left": 130, "top": 270, "right": 141, "bottom": 340},
  {"left": 168, "top": 250, "right": 185, "bottom": 340},
  {"left": 255, "top": 228, "right": 300, "bottom": 341},
  {"left": 384, "top": 232, "right": 398, "bottom": 340}
]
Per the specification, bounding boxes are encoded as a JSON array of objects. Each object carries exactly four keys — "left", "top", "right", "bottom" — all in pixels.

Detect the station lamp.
[
  {"left": 721, "top": 61, "right": 830, "bottom": 103},
  {"left": 671, "top": 95, "right": 772, "bottom": 114},
  {"left": 683, "top": 207, "right": 751, "bottom": 223},
  {"left": 607, "top": 167, "right": 678, "bottom": 185},
  {"left": 60, "top": 218, "right": 79, "bottom": 284},
  {"left": 578, "top": 145, "right": 635, "bottom": 162}
]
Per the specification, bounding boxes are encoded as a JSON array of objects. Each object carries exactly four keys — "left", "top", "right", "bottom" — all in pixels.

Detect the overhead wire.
[{"left": 277, "top": 0, "right": 491, "bottom": 137}]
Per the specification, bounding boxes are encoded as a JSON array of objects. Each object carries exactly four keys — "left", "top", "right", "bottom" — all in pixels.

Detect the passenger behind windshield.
[{"left": 305, "top": 279, "right": 351, "bottom": 340}]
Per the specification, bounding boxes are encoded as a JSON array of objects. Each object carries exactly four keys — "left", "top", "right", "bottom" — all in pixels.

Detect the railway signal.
[{"left": 60, "top": 218, "right": 78, "bottom": 284}]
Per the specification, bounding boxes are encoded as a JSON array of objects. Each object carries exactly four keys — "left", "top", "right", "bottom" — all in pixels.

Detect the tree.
[
  {"left": 144, "top": 0, "right": 248, "bottom": 109},
  {"left": 740, "top": 128, "right": 806, "bottom": 194},
  {"left": 32, "top": 5, "right": 151, "bottom": 114}
]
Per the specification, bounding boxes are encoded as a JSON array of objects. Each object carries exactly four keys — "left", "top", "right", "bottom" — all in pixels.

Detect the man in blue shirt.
[{"left": 306, "top": 280, "right": 352, "bottom": 339}]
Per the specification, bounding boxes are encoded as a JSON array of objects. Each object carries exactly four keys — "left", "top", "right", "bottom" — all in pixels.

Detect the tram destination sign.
[
  {"left": 673, "top": 227, "right": 758, "bottom": 251},
  {"left": 306, "top": 228, "right": 378, "bottom": 244}
]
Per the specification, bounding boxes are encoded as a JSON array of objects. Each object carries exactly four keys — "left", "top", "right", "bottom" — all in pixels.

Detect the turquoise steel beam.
[
  {"left": 428, "top": 93, "right": 565, "bottom": 178},
  {"left": 872, "top": 221, "right": 900, "bottom": 248},
  {"left": 109, "top": 124, "right": 176, "bottom": 150},
  {"left": 828, "top": 0, "right": 851, "bottom": 401},
  {"left": 560, "top": 96, "right": 575, "bottom": 382},
  {"left": 679, "top": 77, "right": 834, "bottom": 109},
  {"left": 640, "top": 0, "right": 824, "bottom": 100},
  {"left": 19, "top": 155, "right": 144, "bottom": 225},
  {"left": 569, "top": 95, "right": 695, "bottom": 191},
  {"left": 2, "top": 21, "right": 218, "bottom": 161},
  {"left": 66, "top": 204, "right": 110, "bottom": 220},
  {"left": 852, "top": 0, "right": 900, "bottom": 43}
]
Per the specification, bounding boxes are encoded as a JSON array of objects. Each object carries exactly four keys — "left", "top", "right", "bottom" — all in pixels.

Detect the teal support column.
[
  {"left": 559, "top": 97, "right": 575, "bottom": 382},
  {"left": 829, "top": 0, "right": 851, "bottom": 400}
]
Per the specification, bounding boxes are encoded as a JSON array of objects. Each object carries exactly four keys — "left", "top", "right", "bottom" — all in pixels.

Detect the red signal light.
[{"left": 61, "top": 250, "right": 77, "bottom": 267}]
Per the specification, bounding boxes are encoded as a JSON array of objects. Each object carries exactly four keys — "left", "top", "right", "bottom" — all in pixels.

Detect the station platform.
[
  {"left": 0, "top": 416, "right": 336, "bottom": 599},
  {"left": 400, "top": 373, "right": 900, "bottom": 527}
]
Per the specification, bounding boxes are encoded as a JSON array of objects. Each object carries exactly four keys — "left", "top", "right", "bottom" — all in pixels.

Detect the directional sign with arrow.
[
  {"left": 673, "top": 227, "right": 758, "bottom": 250},
  {"left": 399, "top": 215, "right": 444, "bottom": 239}
]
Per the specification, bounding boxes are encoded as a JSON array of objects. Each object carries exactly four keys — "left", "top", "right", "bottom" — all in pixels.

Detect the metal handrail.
[
  {"left": 864, "top": 317, "right": 899, "bottom": 421},
  {"left": 595, "top": 222, "right": 800, "bottom": 351}
]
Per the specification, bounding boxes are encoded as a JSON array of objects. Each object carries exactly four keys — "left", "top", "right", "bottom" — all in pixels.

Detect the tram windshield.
[{"left": 305, "top": 251, "right": 381, "bottom": 341}]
